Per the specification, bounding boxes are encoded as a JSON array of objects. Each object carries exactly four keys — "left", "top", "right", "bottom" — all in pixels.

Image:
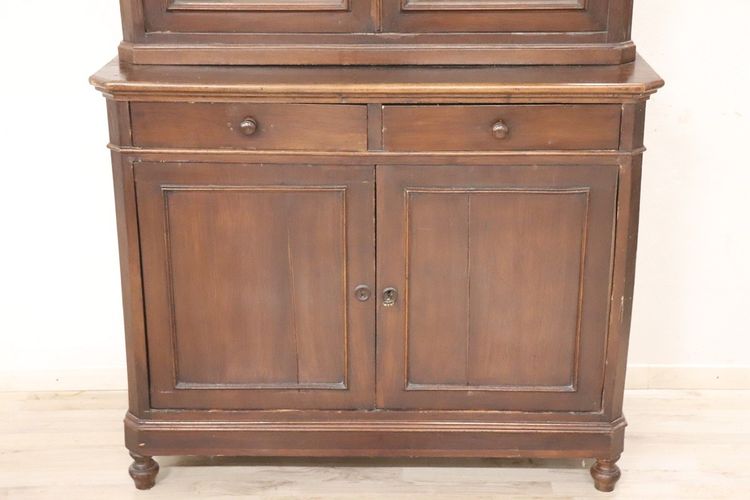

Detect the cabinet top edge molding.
[{"left": 91, "top": 55, "right": 663, "bottom": 100}]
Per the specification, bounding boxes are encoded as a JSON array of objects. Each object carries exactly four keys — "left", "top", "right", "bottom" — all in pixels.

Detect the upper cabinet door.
[
  {"left": 141, "top": 0, "right": 375, "bottom": 34},
  {"left": 377, "top": 163, "right": 618, "bottom": 412},
  {"left": 382, "top": 0, "right": 611, "bottom": 33},
  {"left": 135, "top": 162, "right": 375, "bottom": 410}
]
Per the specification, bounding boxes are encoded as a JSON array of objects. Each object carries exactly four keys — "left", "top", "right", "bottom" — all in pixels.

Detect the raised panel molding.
[
  {"left": 402, "top": 0, "right": 585, "bottom": 12},
  {"left": 161, "top": 185, "right": 349, "bottom": 391},
  {"left": 168, "top": 0, "right": 349, "bottom": 12},
  {"left": 404, "top": 187, "right": 591, "bottom": 393}
]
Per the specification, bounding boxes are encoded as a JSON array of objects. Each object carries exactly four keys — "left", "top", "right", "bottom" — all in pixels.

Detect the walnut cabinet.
[{"left": 92, "top": 59, "right": 662, "bottom": 492}]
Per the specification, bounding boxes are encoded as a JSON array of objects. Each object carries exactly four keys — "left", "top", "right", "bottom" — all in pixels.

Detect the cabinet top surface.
[{"left": 91, "top": 56, "right": 662, "bottom": 101}]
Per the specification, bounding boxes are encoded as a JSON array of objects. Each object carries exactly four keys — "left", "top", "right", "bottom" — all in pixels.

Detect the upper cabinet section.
[{"left": 119, "top": 0, "right": 636, "bottom": 65}]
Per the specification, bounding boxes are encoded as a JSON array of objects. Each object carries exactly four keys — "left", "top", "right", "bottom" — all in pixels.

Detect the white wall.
[
  {"left": 0, "top": 1, "right": 748, "bottom": 390},
  {"left": 0, "top": 2, "right": 124, "bottom": 389},
  {"left": 628, "top": 1, "right": 750, "bottom": 387}
]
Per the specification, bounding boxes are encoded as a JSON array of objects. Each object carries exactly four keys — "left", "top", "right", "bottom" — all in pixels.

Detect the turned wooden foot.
[
  {"left": 590, "top": 457, "right": 621, "bottom": 492},
  {"left": 129, "top": 452, "right": 159, "bottom": 490}
]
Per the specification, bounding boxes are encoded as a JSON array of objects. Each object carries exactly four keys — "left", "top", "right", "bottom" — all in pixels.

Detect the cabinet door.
[
  {"left": 377, "top": 164, "right": 618, "bottom": 412},
  {"left": 142, "top": 0, "right": 374, "bottom": 34},
  {"left": 135, "top": 162, "right": 375, "bottom": 410},
  {"left": 383, "top": 0, "right": 611, "bottom": 33}
]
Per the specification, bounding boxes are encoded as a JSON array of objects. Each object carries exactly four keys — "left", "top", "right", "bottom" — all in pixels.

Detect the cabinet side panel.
[
  {"left": 602, "top": 156, "right": 641, "bottom": 419},
  {"left": 111, "top": 153, "right": 150, "bottom": 415}
]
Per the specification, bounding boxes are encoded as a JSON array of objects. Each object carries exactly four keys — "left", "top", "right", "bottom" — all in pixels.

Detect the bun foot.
[
  {"left": 590, "top": 457, "right": 621, "bottom": 492},
  {"left": 129, "top": 452, "right": 159, "bottom": 490}
]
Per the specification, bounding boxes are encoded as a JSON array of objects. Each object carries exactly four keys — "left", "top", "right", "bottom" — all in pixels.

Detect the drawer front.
[
  {"left": 382, "top": 105, "right": 621, "bottom": 151},
  {"left": 131, "top": 103, "right": 368, "bottom": 151}
]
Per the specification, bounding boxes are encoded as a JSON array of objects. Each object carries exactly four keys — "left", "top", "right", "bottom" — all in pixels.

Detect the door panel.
[
  {"left": 142, "top": 0, "right": 374, "bottom": 34},
  {"left": 383, "top": 0, "right": 610, "bottom": 33},
  {"left": 377, "top": 164, "right": 618, "bottom": 411},
  {"left": 136, "top": 162, "right": 375, "bottom": 410}
]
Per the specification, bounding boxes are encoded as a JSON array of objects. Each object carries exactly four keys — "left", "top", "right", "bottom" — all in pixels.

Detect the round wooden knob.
[
  {"left": 240, "top": 117, "right": 258, "bottom": 136},
  {"left": 354, "top": 285, "right": 371, "bottom": 302},
  {"left": 492, "top": 120, "right": 509, "bottom": 139}
]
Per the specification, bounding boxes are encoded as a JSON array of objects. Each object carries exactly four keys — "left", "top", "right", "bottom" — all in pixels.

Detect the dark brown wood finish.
[
  {"left": 130, "top": 103, "right": 367, "bottom": 150},
  {"left": 382, "top": 0, "right": 609, "bottom": 33},
  {"left": 382, "top": 105, "right": 622, "bottom": 151},
  {"left": 377, "top": 163, "right": 618, "bottom": 412},
  {"left": 141, "top": 0, "right": 374, "bottom": 33},
  {"left": 114, "top": 0, "right": 637, "bottom": 65},
  {"left": 92, "top": 55, "right": 662, "bottom": 103},
  {"left": 591, "top": 456, "right": 622, "bottom": 492},
  {"left": 93, "top": 38, "right": 660, "bottom": 490},
  {"left": 136, "top": 162, "right": 375, "bottom": 410},
  {"left": 128, "top": 452, "right": 159, "bottom": 490}
]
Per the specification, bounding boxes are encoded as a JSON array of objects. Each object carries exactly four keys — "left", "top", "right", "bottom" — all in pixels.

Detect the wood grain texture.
[
  {"left": 131, "top": 102, "right": 367, "bottom": 151},
  {"left": 119, "top": 39, "right": 636, "bottom": 66},
  {"left": 93, "top": 38, "right": 661, "bottom": 490},
  {"left": 168, "top": 0, "right": 350, "bottom": 11},
  {"left": 110, "top": 154, "right": 150, "bottom": 417},
  {"left": 464, "top": 189, "right": 587, "bottom": 389},
  {"left": 383, "top": 0, "right": 607, "bottom": 32},
  {"left": 401, "top": 0, "right": 585, "bottom": 11},
  {"left": 382, "top": 105, "right": 621, "bottom": 151},
  {"left": 377, "top": 163, "right": 618, "bottom": 412},
  {"left": 403, "top": 188, "right": 589, "bottom": 391},
  {"left": 157, "top": 187, "right": 346, "bottom": 388},
  {"left": 142, "top": 0, "right": 373, "bottom": 33},
  {"left": 114, "top": 0, "right": 635, "bottom": 64},
  {"left": 92, "top": 55, "right": 663, "bottom": 102},
  {"left": 128, "top": 452, "right": 159, "bottom": 490},
  {"left": 135, "top": 162, "right": 375, "bottom": 410}
]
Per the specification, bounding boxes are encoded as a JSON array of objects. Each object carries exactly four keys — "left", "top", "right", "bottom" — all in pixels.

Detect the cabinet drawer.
[
  {"left": 382, "top": 105, "right": 621, "bottom": 151},
  {"left": 131, "top": 103, "right": 368, "bottom": 151}
]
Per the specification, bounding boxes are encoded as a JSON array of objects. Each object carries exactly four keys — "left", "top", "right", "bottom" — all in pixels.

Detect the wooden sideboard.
[{"left": 91, "top": 57, "right": 662, "bottom": 492}]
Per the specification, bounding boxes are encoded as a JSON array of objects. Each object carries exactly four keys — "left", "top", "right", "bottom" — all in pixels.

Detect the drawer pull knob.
[
  {"left": 492, "top": 120, "right": 509, "bottom": 139},
  {"left": 240, "top": 117, "right": 258, "bottom": 136},
  {"left": 354, "top": 285, "right": 372, "bottom": 302},
  {"left": 382, "top": 287, "right": 398, "bottom": 307}
]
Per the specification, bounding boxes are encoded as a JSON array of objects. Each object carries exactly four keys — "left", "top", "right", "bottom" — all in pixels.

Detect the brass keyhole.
[{"left": 383, "top": 287, "right": 398, "bottom": 307}]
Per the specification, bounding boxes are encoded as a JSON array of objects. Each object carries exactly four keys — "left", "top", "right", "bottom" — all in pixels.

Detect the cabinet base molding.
[
  {"left": 124, "top": 412, "right": 625, "bottom": 458},
  {"left": 125, "top": 413, "right": 625, "bottom": 489}
]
